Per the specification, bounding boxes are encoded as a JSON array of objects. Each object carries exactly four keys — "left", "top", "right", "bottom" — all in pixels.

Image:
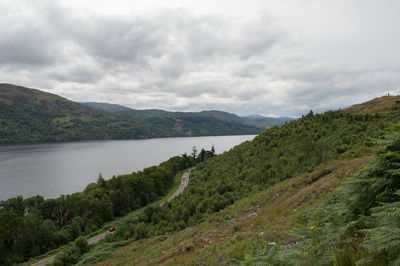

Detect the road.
[
  {"left": 31, "top": 170, "right": 190, "bottom": 266},
  {"left": 30, "top": 232, "right": 109, "bottom": 266},
  {"left": 167, "top": 170, "right": 190, "bottom": 202}
]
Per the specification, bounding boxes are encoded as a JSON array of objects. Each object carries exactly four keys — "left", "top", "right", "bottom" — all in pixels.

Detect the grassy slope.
[
  {"left": 345, "top": 95, "right": 400, "bottom": 113},
  {"left": 88, "top": 95, "right": 400, "bottom": 265},
  {"left": 92, "top": 156, "right": 373, "bottom": 265}
]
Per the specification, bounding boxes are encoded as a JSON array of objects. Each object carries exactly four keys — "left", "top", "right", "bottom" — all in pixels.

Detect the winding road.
[
  {"left": 30, "top": 232, "right": 109, "bottom": 266},
  {"left": 167, "top": 170, "right": 191, "bottom": 202},
  {"left": 31, "top": 170, "right": 191, "bottom": 266}
]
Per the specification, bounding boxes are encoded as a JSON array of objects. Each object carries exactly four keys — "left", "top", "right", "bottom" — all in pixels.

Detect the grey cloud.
[
  {"left": 0, "top": 1, "right": 399, "bottom": 118},
  {"left": 0, "top": 3, "right": 58, "bottom": 66}
]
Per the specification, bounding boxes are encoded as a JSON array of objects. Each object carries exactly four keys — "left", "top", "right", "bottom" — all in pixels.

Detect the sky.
[{"left": 0, "top": 0, "right": 399, "bottom": 117}]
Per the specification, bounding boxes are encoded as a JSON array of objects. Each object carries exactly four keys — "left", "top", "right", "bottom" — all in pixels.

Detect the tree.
[
  {"left": 97, "top": 173, "right": 106, "bottom": 188},
  {"left": 74, "top": 236, "right": 89, "bottom": 253},
  {"left": 191, "top": 146, "right": 198, "bottom": 158},
  {"left": 0, "top": 196, "right": 25, "bottom": 216},
  {"left": 0, "top": 209, "right": 24, "bottom": 264},
  {"left": 39, "top": 219, "right": 57, "bottom": 249},
  {"left": 211, "top": 145, "right": 215, "bottom": 156},
  {"left": 68, "top": 217, "right": 82, "bottom": 239},
  {"left": 24, "top": 195, "right": 44, "bottom": 214},
  {"left": 199, "top": 148, "right": 206, "bottom": 162}
]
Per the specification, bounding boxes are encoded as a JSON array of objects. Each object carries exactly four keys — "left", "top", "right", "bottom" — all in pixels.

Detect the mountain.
[
  {"left": 81, "top": 101, "right": 293, "bottom": 131},
  {"left": 118, "top": 109, "right": 273, "bottom": 136},
  {"left": 0, "top": 83, "right": 162, "bottom": 143},
  {"left": 0, "top": 84, "right": 270, "bottom": 144}
]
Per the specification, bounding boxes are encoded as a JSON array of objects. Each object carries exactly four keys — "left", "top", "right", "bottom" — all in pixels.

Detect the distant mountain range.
[
  {"left": 0, "top": 84, "right": 293, "bottom": 144},
  {"left": 82, "top": 102, "right": 294, "bottom": 128}
]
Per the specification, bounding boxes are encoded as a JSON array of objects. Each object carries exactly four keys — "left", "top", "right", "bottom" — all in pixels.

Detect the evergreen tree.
[{"left": 96, "top": 173, "right": 106, "bottom": 187}]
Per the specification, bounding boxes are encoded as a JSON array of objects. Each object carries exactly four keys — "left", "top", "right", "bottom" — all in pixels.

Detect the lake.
[{"left": 0, "top": 135, "right": 255, "bottom": 200}]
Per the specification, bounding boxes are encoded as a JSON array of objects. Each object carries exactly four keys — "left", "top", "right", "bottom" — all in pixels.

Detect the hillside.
[
  {"left": 118, "top": 109, "right": 275, "bottom": 136},
  {"left": 82, "top": 102, "right": 293, "bottom": 132},
  {"left": 0, "top": 84, "right": 266, "bottom": 144},
  {"left": 80, "top": 102, "right": 133, "bottom": 113},
  {"left": 345, "top": 95, "right": 400, "bottom": 113},
  {"left": 68, "top": 95, "right": 400, "bottom": 265},
  {"left": 242, "top": 115, "right": 295, "bottom": 128}
]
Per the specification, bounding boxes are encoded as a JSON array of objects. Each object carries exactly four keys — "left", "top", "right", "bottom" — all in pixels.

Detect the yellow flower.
[{"left": 309, "top": 225, "right": 316, "bottom": 230}]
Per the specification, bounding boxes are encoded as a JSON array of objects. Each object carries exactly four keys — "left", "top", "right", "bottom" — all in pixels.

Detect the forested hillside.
[
  {"left": 64, "top": 96, "right": 399, "bottom": 265},
  {"left": 114, "top": 97, "right": 398, "bottom": 229},
  {"left": 118, "top": 109, "right": 274, "bottom": 136},
  {"left": 0, "top": 84, "right": 267, "bottom": 144},
  {"left": 0, "top": 84, "right": 164, "bottom": 143},
  {"left": 243, "top": 115, "right": 294, "bottom": 128},
  {"left": 82, "top": 102, "right": 292, "bottom": 133}
]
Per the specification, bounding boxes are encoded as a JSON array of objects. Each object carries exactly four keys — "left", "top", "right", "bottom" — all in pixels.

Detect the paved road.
[
  {"left": 31, "top": 255, "right": 56, "bottom": 266},
  {"left": 31, "top": 170, "right": 190, "bottom": 266},
  {"left": 88, "top": 231, "right": 108, "bottom": 245},
  {"left": 31, "top": 232, "right": 109, "bottom": 266},
  {"left": 167, "top": 170, "right": 190, "bottom": 202}
]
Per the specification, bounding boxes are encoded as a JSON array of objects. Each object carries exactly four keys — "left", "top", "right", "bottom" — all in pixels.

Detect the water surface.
[{"left": 0, "top": 135, "right": 255, "bottom": 200}]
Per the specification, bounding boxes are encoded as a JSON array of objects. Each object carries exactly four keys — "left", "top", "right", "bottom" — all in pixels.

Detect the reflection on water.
[{"left": 0, "top": 135, "right": 255, "bottom": 200}]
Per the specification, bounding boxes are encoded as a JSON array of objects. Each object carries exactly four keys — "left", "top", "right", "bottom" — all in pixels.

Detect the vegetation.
[
  {"left": 90, "top": 154, "right": 372, "bottom": 265},
  {"left": 80, "top": 102, "right": 133, "bottom": 113},
  {"left": 95, "top": 98, "right": 399, "bottom": 240},
  {"left": 0, "top": 149, "right": 216, "bottom": 265},
  {"left": 75, "top": 96, "right": 400, "bottom": 265},
  {"left": 243, "top": 115, "right": 295, "bottom": 128},
  {"left": 0, "top": 83, "right": 282, "bottom": 144},
  {"left": 280, "top": 130, "right": 400, "bottom": 265}
]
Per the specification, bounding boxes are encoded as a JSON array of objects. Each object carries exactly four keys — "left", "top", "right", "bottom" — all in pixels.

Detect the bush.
[
  {"left": 134, "top": 222, "right": 148, "bottom": 240},
  {"left": 74, "top": 237, "right": 89, "bottom": 253},
  {"left": 54, "top": 245, "right": 81, "bottom": 265}
]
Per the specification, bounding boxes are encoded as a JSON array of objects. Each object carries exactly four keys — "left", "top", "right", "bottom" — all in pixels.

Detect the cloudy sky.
[{"left": 1, "top": 0, "right": 399, "bottom": 117}]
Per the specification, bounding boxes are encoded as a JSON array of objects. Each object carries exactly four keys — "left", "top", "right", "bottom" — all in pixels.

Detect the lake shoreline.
[
  {"left": 0, "top": 135, "right": 256, "bottom": 200},
  {"left": 0, "top": 132, "right": 261, "bottom": 146}
]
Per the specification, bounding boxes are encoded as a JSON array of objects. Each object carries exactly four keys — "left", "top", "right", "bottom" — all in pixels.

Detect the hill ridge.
[{"left": 0, "top": 83, "right": 287, "bottom": 144}]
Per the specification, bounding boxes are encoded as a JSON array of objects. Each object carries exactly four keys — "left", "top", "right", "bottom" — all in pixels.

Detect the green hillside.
[
  {"left": 119, "top": 109, "right": 275, "bottom": 136},
  {"left": 73, "top": 96, "right": 400, "bottom": 265},
  {"left": 0, "top": 84, "right": 265, "bottom": 144},
  {"left": 243, "top": 115, "right": 295, "bottom": 128},
  {"left": 80, "top": 102, "right": 133, "bottom": 113},
  {"left": 82, "top": 102, "right": 293, "bottom": 133}
]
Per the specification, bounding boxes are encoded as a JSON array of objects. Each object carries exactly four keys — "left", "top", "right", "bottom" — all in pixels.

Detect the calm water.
[{"left": 0, "top": 135, "right": 255, "bottom": 200}]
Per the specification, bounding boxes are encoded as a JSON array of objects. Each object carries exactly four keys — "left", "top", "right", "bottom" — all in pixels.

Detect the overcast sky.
[{"left": 1, "top": 0, "right": 399, "bottom": 117}]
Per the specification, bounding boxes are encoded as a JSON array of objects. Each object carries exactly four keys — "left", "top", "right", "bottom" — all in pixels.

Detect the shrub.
[{"left": 74, "top": 237, "right": 89, "bottom": 253}]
